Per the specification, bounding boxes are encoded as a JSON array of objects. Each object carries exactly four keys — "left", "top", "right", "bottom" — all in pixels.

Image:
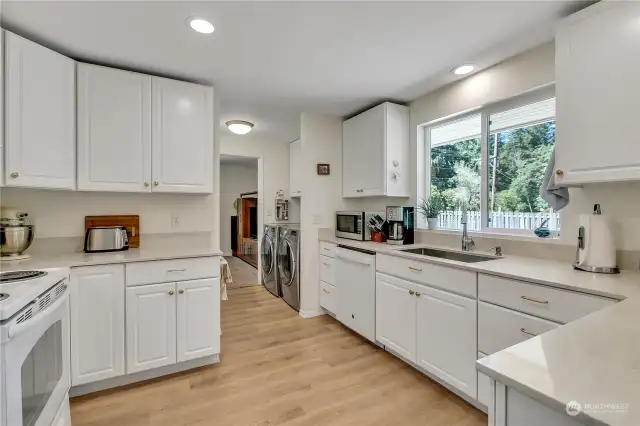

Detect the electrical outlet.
[
  {"left": 171, "top": 213, "right": 180, "bottom": 229},
  {"left": 267, "top": 208, "right": 272, "bottom": 217}
]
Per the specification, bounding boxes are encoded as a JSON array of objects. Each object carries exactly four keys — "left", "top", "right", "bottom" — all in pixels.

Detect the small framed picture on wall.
[{"left": 317, "top": 163, "right": 330, "bottom": 175}]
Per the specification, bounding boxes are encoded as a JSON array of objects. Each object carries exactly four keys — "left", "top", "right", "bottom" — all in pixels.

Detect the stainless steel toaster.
[{"left": 84, "top": 226, "right": 129, "bottom": 253}]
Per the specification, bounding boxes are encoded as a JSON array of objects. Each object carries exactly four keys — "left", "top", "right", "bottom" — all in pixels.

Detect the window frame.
[{"left": 419, "top": 85, "right": 556, "bottom": 235}]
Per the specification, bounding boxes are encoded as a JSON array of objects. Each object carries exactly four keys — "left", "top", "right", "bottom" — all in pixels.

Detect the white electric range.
[{"left": 0, "top": 267, "right": 71, "bottom": 426}]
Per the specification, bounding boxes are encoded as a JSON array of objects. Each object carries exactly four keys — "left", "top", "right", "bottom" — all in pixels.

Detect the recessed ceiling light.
[
  {"left": 452, "top": 64, "right": 475, "bottom": 75},
  {"left": 226, "top": 120, "right": 254, "bottom": 135},
  {"left": 188, "top": 18, "right": 214, "bottom": 34}
]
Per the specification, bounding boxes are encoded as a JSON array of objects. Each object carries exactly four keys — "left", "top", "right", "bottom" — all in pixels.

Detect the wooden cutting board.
[{"left": 85, "top": 215, "right": 140, "bottom": 248}]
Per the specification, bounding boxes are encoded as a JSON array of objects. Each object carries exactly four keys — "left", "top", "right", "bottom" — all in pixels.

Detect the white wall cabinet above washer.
[
  {"left": 77, "top": 63, "right": 152, "bottom": 192},
  {"left": 555, "top": 1, "right": 640, "bottom": 185},
  {"left": 4, "top": 31, "right": 76, "bottom": 190},
  {"left": 289, "top": 138, "right": 302, "bottom": 197},
  {"left": 342, "top": 102, "right": 409, "bottom": 198},
  {"left": 151, "top": 77, "right": 214, "bottom": 194}
]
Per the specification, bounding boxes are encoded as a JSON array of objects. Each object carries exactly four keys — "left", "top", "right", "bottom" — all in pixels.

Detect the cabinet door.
[
  {"left": 151, "top": 77, "right": 213, "bottom": 193},
  {"left": 342, "top": 104, "right": 385, "bottom": 197},
  {"left": 5, "top": 31, "right": 75, "bottom": 189},
  {"left": 177, "top": 278, "right": 220, "bottom": 362},
  {"left": 0, "top": 30, "right": 4, "bottom": 186},
  {"left": 70, "top": 265, "right": 125, "bottom": 385},
  {"left": 289, "top": 139, "right": 301, "bottom": 196},
  {"left": 335, "top": 248, "right": 376, "bottom": 342},
  {"left": 375, "top": 273, "right": 417, "bottom": 363},
  {"left": 77, "top": 64, "right": 152, "bottom": 192},
  {"left": 126, "top": 282, "right": 177, "bottom": 373},
  {"left": 555, "top": 2, "right": 640, "bottom": 184},
  {"left": 416, "top": 285, "right": 477, "bottom": 399}
]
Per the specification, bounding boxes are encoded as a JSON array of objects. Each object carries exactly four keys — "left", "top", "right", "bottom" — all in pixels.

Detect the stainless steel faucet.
[{"left": 460, "top": 204, "right": 475, "bottom": 251}]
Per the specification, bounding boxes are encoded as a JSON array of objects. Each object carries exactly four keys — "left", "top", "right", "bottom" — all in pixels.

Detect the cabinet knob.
[
  {"left": 153, "top": 181, "right": 159, "bottom": 186},
  {"left": 144, "top": 181, "right": 150, "bottom": 187},
  {"left": 169, "top": 290, "right": 175, "bottom": 296},
  {"left": 555, "top": 169, "right": 564, "bottom": 176},
  {"left": 179, "top": 289, "right": 184, "bottom": 294},
  {"left": 409, "top": 290, "right": 415, "bottom": 295},
  {"left": 10, "top": 172, "right": 18, "bottom": 178},
  {"left": 415, "top": 292, "right": 421, "bottom": 297}
]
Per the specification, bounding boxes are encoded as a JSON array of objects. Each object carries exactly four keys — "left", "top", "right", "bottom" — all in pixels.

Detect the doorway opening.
[{"left": 220, "top": 154, "right": 259, "bottom": 288}]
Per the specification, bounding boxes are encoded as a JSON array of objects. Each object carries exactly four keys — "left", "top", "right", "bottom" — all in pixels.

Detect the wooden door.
[
  {"left": 151, "top": 77, "right": 213, "bottom": 193},
  {"left": 5, "top": 31, "right": 75, "bottom": 189},
  {"left": 70, "top": 265, "right": 125, "bottom": 385},
  {"left": 375, "top": 273, "right": 417, "bottom": 363},
  {"left": 77, "top": 63, "right": 152, "bottom": 192},
  {"left": 177, "top": 278, "right": 220, "bottom": 362},
  {"left": 416, "top": 285, "right": 477, "bottom": 399},
  {"left": 126, "top": 282, "right": 177, "bottom": 373}
]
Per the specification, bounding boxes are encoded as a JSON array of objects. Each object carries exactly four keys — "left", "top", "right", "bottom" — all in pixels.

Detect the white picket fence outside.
[{"left": 437, "top": 210, "right": 560, "bottom": 232}]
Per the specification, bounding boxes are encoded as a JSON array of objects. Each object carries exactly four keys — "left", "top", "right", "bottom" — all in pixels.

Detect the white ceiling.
[
  {"left": 220, "top": 154, "right": 258, "bottom": 168},
  {"left": 1, "top": 1, "right": 587, "bottom": 143}
]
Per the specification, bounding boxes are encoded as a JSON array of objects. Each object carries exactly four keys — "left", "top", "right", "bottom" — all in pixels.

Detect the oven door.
[
  {"left": 335, "top": 212, "right": 364, "bottom": 240},
  {"left": 3, "top": 287, "right": 70, "bottom": 426}
]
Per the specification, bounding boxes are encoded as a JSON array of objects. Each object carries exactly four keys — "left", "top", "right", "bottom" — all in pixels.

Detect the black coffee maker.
[{"left": 385, "top": 206, "right": 415, "bottom": 245}]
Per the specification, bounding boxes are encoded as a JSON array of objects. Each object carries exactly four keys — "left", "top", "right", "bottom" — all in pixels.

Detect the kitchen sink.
[{"left": 397, "top": 247, "right": 502, "bottom": 263}]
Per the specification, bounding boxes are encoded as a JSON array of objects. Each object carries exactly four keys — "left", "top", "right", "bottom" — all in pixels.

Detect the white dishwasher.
[{"left": 335, "top": 245, "right": 376, "bottom": 343}]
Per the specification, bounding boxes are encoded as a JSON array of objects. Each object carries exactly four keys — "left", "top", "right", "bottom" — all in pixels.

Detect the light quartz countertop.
[
  {"left": 320, "top": 234, "right": 640, "bottom": 426},
  {"left": 0, "top": 246, "right": 223, "bottom": 272}
]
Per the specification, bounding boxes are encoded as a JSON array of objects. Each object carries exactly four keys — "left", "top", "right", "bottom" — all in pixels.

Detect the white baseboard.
[
  {"left": 299, "top": 308, "right": 326, "bottom": 318},
  {"left": 222, "top": 251, "right": 232, "bottom": 257},
  {"left": 70, "top": 354, "right": 220, "bottom": 397}
]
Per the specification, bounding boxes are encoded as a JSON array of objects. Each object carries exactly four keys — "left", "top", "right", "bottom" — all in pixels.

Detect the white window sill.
[{"left": 416, "top": 228, "right": 566, "bottom": 245}]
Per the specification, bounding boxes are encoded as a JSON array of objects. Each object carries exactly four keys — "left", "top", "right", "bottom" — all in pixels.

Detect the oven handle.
[{"left": 8, "top": 294, "right": 67, "bottom": 339}]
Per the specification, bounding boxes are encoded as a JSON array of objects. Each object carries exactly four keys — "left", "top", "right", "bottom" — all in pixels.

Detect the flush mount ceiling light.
[
  {"left": 452, "top": 64, "right": 475, "bottom": 75},
  {"left": 188, "top": 17, "right": 215, "bottom": 34},
  {"left": 226, "top": 120, "right": 254, "bottom": 135}
]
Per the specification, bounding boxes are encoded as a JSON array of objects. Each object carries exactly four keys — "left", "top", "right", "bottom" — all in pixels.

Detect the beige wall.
[{"left": 409, "top": 41, "right": 640, "bottom": 253}]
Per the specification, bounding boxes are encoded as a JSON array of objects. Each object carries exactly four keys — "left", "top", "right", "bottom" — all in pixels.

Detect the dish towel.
[
  {"left": 219, "top": 258, "right": 231, "bottom": 301},
  {"left": 540, "top": 149, "right": 570, "bottom": 211}
]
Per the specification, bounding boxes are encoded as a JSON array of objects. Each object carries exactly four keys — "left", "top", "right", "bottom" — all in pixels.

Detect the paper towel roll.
[{"left": 578, "top": 214, "right": 617, "bottom": 268}]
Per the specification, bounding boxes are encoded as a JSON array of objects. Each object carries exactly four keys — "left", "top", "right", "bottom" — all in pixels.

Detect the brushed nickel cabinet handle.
[
  {"left": 167, "top": 269, "right": 186, "bottom": 273},
  {"left": 168, "top": 290, "right": 175, "bottom": 296},
  {"left": 10, "top": 172, "right": 19, "bottom": 178},
  {"left": 323, "top": 263, "right": 330, "bottom": 267},
  {"left": 521, "top": 296, "right": 549, "bottom": 305},
  {"left": 520, "top": 328, "right": 537, "bottom": 337},
  {"left": 154, "top": 181, "right": 159, "bottom": 186},
  {"left": 322, "top": 289, "right": 330, "bottom": 294},
  {"left": 415, "top": 292, "right": 421, "bottom": 297},
  {"left": 144, "top": 181, "right": 150, "bottom": 187},
  {"left": 408, "top": 266, "right": 423, "bottom": 272},
  {"left": 555, "top": 169, "right": 564, "bottom": 176},
  {"left": 409, "top": 290, "right": 415, "bottom": 295},
  {"left": 179, "top": 289, "right": 184, "bottom": 294}
]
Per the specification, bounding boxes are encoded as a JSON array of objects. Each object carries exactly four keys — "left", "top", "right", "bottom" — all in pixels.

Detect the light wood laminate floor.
[
  {"left": 70, "top": 286, "right": 486, "bottom": 426},
  {"left": 225, "top": 255, "right": 260, "bottom": 289}
]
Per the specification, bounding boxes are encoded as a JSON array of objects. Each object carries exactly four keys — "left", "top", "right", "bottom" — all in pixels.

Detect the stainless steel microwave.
[{"left": 336, "top": 211, "right": 381, "bottom": 241}]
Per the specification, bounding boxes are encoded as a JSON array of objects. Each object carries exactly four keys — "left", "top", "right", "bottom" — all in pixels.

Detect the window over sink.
[{"left": 420, "top": 87, "right": 559, "bottom": 235}]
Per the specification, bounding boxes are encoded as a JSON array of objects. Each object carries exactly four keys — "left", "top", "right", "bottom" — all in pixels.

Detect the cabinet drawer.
[
  {"left": 377, "top": 254, "right": 476, "bottom": 297},
  {"left": 319, "top": 255, "right": 335, "bottom": 285},
  {"left": 477, "top": 352, "right": 491, "bottom": 409},
  {"left": 320, "top": 242, "right": 336, "bottom": 258},
  {"left": 478, "top": 301, "right": 560, "bottom": 354},
  {"left": 320, "top": 281, "right": 337, "bottom": 314},
  {"left": 478, "top": 274, "right": 615, "bottom": 323},
  {"left": 126, "top": 257, "right": 219, "bottom": 286}
]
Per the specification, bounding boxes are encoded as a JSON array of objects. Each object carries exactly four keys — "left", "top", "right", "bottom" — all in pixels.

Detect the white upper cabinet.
[
  {"left": 5, "top": 31, "right": 75, "bottom": 189},
  {"left": 555, "top": 2, "right": 640, "bottom": 185},
  {"left": 77, "top": 64, "right": 152, "bottom": 192},
  {"left": 342, "top": 102, "right": 409, "bottom": 198},
  {"left": 151, "top": 77, "right": 214, "bottom": 194},
  {"left": 289, "top": 139, "right": 302, "bottom": 197},
  {"left": 0, "top": 30, "right": 4, "bottom": 186},
  {"left": 416, "top": 285, "right": 477, "bottom": 399}
]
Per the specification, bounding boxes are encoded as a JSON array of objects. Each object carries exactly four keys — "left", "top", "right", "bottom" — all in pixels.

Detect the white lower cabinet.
[
  {"left": 375, "top": 273, "right": 418, "bottom": 363},
  {"left": 70, "top": 265, "right": 125, "bottom": 386},
  {"left": 126, "top": 282, "right": 177, "bottom": 373},
  {"left": 416, "top": 285, "right": 477, "bottom": 399},
  {"left": 177, "top": 278, "right": 220, "bottom": 362}
]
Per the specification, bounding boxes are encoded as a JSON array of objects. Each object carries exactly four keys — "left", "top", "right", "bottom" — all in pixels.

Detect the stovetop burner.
[
  {"left": 0, "top": 293, "right": 9, "bottom": 301},
  {"left": 0, "top": 270, "right": 48, "bottom": 283}
]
